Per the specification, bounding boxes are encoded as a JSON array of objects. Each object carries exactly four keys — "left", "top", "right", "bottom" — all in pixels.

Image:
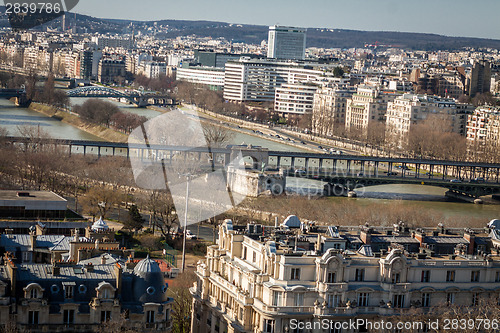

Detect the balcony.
[
  {"left": 252, "top": 298, "right": 314, "bottom": 314},
  {"left": 318, "top": 282, "right": 348, "bottom": 293}
]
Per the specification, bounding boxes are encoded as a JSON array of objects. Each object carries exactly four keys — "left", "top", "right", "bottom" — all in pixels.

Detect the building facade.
[
  {"left": 176, "top": 66, "right": 225, "bottom": 90},
  {"left": 191, "top": 219, "right": 500, "bottom": 333},
  {"left": 385, "top": 94, "right": 473, "bottom": 147},
  {"left": 312, "top": 85, "right": 355, "bottom": 137},
  {"left": 274, "top": 83, "right": 318, "bottom": 116},
  {"left": 466, "top": 106, "right": 500, "bottom": 146}
]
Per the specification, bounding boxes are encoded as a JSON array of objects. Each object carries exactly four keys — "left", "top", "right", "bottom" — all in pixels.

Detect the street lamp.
[{"left": 180, "top": 174, "right": 191, "bottom": 273}]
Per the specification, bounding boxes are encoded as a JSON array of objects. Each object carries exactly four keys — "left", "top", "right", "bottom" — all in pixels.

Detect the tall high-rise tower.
[
  {"left": 468, "top": 60, "right": 491, "bottom": 97},
  {"left": 267, "top": 25, "right": 307, "bottom": 60}
]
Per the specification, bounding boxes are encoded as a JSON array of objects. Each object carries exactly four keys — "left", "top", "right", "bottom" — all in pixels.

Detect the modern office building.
[
  {"left": 274, "top": 83, "right": 318, "bottom": 116},
  {"left": 191, "top": 218, "right": 500, "bottom": 333},
  {"left": 223, "top": 58, "right": 321, "bottom": 102},
  {"left": 176, "top": 66, "right": 225, "bottom": 90},
  {"left": 267, "top": 26, "right": 307, "bottom": 60}
]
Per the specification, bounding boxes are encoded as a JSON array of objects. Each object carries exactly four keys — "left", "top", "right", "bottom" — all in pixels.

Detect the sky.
[{"left": 73, "top": 0, "right": 500, "bottom": 40}]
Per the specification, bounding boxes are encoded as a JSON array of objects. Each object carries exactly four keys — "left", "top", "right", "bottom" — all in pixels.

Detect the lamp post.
[{"left": 180, "top": 174, "right": 190, "bottom": 273}]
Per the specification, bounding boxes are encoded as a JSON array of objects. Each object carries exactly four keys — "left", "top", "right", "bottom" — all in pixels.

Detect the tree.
[
  {"left": 125, "top": 204, "right": 145, "bottom": 232},
  {"left": 332, "top": 66, "right": 345, "bottom": 78},
  {"left": 142, "top": 190, "right": 178, "bottom": 239},
  {"left": 169, "top": 271, "right": 196, "bottom": 333},
  {"left": 80, "top": 187, "right": 122, "bottom": 220},
  {"left": 202, "top": 123, "right": 235, "bottom": 148}
]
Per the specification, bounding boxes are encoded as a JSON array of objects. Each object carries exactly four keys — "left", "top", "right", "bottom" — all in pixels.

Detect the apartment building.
[
  {"left": 345, "top": 85, "right": 398, "bottom": 136},
  {"left": 223, "top": 59, "right": 322, "bottom": 102},
  {"left": 312, "top": 85, "right": 355, "bottom": 136},
  {"left": 274, "top": 83, "right": 318, "bottom": 116},
  {"left": 466, "top": 106, "right": 500, "bottom": 146},
  {"left": 191, "top": 219, "right": 500, "bottom": 333},
  {"left": 98, "top": 58, "right": 126, "bottom": 84},
  {"left": 385, "top": 94, "right": 473, "bottom": 147}
]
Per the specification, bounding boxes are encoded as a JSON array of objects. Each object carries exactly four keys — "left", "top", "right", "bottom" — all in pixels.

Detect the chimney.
[
  {"left": 6, "top": 259, "right": 16, "bottom": 295},
  {"left": 360, "top": 228, "right": 371, "bottom": 245},
  {"left": 52, "top": 264, "right": 60, "bottom": 276},
  {"left": 73, "top": 229, "right": 79, "bottom": 242},
  {"left": 114, "top": 263, "right": 122, "bottom": 296},
  {"left": 414, "top": 231, "right": 426, "bottom": 246},
  {"left": 275, "top": 216, "right": 278, "bottom": 229},
  {"left": 315, "top": 234, "right": 322, "bottom": 253},
  {"left": 30, "top": 233, "right": 36, "bottom": 252},
  {"left": 95, "top": 239, "right": 100, "bottom": 250},
  {"left": 101, "top": 255, "right": 107, "bottom": 265},
  {"left": 85, "top": 263, "right": 94, "bottom": 272},
  {"left": 5, "top": 229, "right": 13, "bottom": 235},
  {"left": 464, "top": 229, "right": 475, "bottom": 255}
]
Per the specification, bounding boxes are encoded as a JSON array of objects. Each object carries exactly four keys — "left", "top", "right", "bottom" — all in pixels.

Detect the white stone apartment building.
[
  {"left": 312, "top": 85, "right": 355, "bottom": 136},
  {"left": 385, "top": 94, "right": 473, "bottom": 147},
  {"left": 176, "top": 66, "right": 225, "bottom": 90},
  {"left": 345, "top": 85, "right": 398, "bottom": 136},
  {"left": 191, "top": 219, "right": 500, "bottom": 333}
]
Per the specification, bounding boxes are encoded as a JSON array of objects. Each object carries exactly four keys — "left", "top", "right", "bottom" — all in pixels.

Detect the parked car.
[
  {"left": 425, "top": 172, "right": 433, "bottom": 176},
  {"left": 450, "top": 179, "right": 462, "bottom": 183},
  {"left": 186, "top": 230, "right": 197, "bottom": 240},
  {"left": 474, "top": 177, "right": 485, "bottom": 183},
  {"left": 386, "top": 171, "right": 398, "bottom": 176},
  {"left": 300, "top": 141, "right": 306, "bottom": 145},
  {"left": 357, "top": 172, "right": 364, "bottom": 177}
]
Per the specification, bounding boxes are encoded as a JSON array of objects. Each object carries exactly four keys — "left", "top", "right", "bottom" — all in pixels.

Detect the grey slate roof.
[
  {"left": 371, "top": 236, "right": 420, "bottom": 244},
  {"left": 425, "top": 236, "right": 469, "bottom": 244}
]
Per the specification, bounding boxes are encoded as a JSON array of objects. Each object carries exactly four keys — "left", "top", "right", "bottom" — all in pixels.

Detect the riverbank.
[{"left": 29, "top": 103, "right": 128, "bottom": 143}]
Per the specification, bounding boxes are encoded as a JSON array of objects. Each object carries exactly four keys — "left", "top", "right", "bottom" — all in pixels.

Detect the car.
[
  {"left": 474, "top": 177, "right": 485, "bottom": 182},
  {"left": 300, "top": 141, "right": 306, "bottom": 145},
  {"left": 386, "top": 171, "right": 398, "bottom": 176},
  {"left": 318, "top": 145, "right": 323, "bottom": 150},
  {"left": 425, "top": 172, "right": 433, "bottom": 176},
  {"left": 450, "top": 179, "right": 462, "bottom": 183},
  {"left": 294, "top": 169, "right": 307, "bottom": 177},
  {"left": 186, "top": 230, "right": 197, "bottom": 240},
  {"left": 357, "top": 172, "right": 364, "bottom": 177}
]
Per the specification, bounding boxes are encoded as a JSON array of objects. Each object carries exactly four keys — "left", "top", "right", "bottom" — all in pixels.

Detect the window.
[
  {"left": 146, "top": 310, "right": 155, "bottom": 323},
  {"left": 446, "top": 271, "right": 455, "bottom": 282},
  {"left": 327, "top": 272, "right": 336, "bottom": 283},
  {"left": 263, "top": 319, "right": 275, "bottom": 333},
  {"left": 472, "top": 293, "right": 479, "bottom": 306},
  {"left": 242, "top": 247, "right": 247, "bottom": 260},
  {"left": 422, "top": 293, "right": 430, "bottom": 307},
  {"left": 252, "top": 252, "right": 256, "bottom": 263},
  {"left": 328, "top": 294, "right": 341, "bottom": 308},
  {"left": 393, "top": 294, "right": 405, "bottom": 308},
  {"left": 421, "top": 270, "right": 430, "bottom": 283},
  {"left": 471, "top": 271, "right": 480, "bottom": 282},
  {"left": 392, "top": 273, "right": 401, "bottom": 284},
  {"left": 63, "top": 309, "right": 75, "bottom": 324},
  {"left": 294, "top": 293, "right": 304, "bottom": 307},
  {"left": 28, "top": 311, "right": 39, "bottom": 325},
  {"left": 30, "top": 288, "right": 38, "bottom": 299},
  {"left": 272, "top": 291, "right": 282, "bottom": 307},
  {"left": 101, "top": 311, "right": 111, "bottom": 322},
  {"left": 496, "top": 272, "right": 500, "bottom": 282},
  {"left": 355, "top": 269, "right": 365, "bottom": 282},
  {"left": 357, "top": 293, "right": 369, "bottom": 307},
  {"left": 65, "top": 286, "right": 74, "bottom": 299},
  {"left": 291, "top": 268, "right": 301, "bottom": 280},
  {"left": 446, "top": 293, "right": 455, "bottom": 305}
]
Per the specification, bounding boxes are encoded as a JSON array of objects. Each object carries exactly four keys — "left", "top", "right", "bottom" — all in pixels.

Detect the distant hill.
[{"left": 1, "top": 7, "right": 500, "bottom": 51}]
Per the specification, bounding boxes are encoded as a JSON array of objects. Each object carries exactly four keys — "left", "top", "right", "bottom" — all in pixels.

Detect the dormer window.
[
  {"left": 24, "top": 283, "right": 44, "bottom": 299},
  {"left": 30, "top": 288, "right": 38, "bottom": 299},
  {"left": 96, "top": 282, "right": 116, "bottom": 300}
]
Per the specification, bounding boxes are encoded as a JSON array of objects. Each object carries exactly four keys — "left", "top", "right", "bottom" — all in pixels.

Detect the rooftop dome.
[
  {"left": 91, "top": 217, "right": 109, "bottom": 231},
  {"left": 488, "top": 219, "right": 500, "bottom": 229},
  {"left": 133, "top": 256, "right": 162, "bottom": 275},
  {"left": 282, "top": 215, "right": 301, "bottom": 228}
]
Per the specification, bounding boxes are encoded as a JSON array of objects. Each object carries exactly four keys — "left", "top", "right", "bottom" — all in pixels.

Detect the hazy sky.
[{"left": 73, "top": 0, "right": 500, "bottom": 40}]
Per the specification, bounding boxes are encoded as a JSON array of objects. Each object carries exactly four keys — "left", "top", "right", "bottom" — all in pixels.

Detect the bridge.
[
  {"left": 0, "top": 88, "right": 29, "bottom": 106},
  {"left": 66, "top": 86, "right": 173, "bottom": 106},
  {"left": 4, "top": 137, "right": 500, "bottom": 199}
]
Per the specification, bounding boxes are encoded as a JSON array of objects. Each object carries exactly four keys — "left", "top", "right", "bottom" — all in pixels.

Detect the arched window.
[{"left": 30, "top": 288, "right": 38, "bottom": 299}]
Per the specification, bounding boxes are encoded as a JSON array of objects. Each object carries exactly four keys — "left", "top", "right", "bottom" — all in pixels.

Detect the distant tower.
[
  {"left": 468, "top": 60, "right": 491, "bottom": 97},
  {"left": 62, "top": 14, "right": 66, "bottom": 31},
  {"left": 267, "top": 25, "right": 307, "bottom": 60}
]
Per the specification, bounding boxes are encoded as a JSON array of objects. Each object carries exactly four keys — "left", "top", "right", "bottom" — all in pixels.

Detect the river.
[{"left": 2, "top": 97, "right": 499, "bottom": 221}]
